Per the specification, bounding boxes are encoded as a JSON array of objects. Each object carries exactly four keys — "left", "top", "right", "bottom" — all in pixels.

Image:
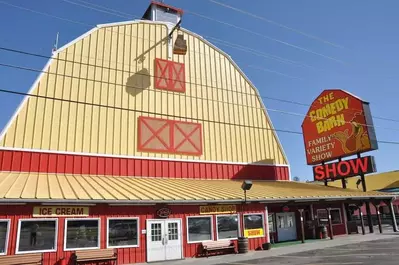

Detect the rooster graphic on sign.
[{"left": 331, "top": 112, "right": 371, "bottom": 154}]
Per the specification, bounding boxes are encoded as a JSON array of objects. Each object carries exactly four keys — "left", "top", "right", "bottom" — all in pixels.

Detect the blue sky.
[{"left": 0, "top": 0, "right": 398, "bottom": 181}]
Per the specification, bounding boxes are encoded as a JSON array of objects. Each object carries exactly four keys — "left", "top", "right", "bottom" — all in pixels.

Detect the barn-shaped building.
[{"left": 0, "top": 1, "right": 395, "bottom": 264}]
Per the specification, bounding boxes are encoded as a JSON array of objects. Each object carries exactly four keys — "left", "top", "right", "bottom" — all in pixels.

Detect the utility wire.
[
  {"left": 185, "top": 10, "right": 346, "bottom": 64},
  {"left": 0, "top": 0, "right": 310, "bottom": 77},
  {"left": 0, "top": 2, "right": 398, "bottom": 123},
  {"left": 1, "top": 58, "right": 399, "bottom": 133},
  {"left": 0, "top": 87, "right": 398, "bottom": 146},
  {"left": 59, "top": 0, "right": 344, "bottom": 64},
  {"left": 209, "top": 0, "right": 344, "bottom": 49},
  {"left": 2, "top": 46, "right": 398, "bottom": 125}
]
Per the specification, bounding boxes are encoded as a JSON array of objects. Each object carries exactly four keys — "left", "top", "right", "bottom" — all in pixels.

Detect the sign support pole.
[{"left": 357, "top": 153, "right": 374, "bottom": 233}]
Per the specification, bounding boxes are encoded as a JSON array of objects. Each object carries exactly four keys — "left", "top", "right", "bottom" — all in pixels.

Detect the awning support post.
[
  {"left": 358, "top": 203, "right": 366, "bottom": 235},
  {"left": 298, "top": 209, "right": 305, "bottom": 243},
  {"left": 327, "top": 207, "right": 334, "bottom": 240},
  {"left": 373, "top": 202, "right": 383, "bottom": 233},
  {"left": 386, "top": 199, "right": 398, "bottom": 232}
]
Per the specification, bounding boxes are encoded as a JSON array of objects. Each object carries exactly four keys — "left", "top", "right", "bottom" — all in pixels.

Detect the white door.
[
  {"left": 147, "top": 219, "right": 182, "bottom": 262},
  {"left": 276, "top": 212, "right": 297, "bottom": 242}
]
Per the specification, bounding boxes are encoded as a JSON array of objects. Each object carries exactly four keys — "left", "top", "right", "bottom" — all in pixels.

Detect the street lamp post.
[{"left": 238, "top": 180, "right": 252, "bottom": 254}]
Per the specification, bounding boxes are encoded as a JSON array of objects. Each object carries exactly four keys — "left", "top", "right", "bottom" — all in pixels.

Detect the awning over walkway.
[{"left": 0, "top": 172, "right": 394, "bottom": 203}]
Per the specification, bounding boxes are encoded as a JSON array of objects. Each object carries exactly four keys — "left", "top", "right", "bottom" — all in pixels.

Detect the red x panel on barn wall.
[
  {"left": 138, "top": 116, "right": 202, "bottom": 156},
  {"left": 154, "top": 58, "right": 186, "bottom": 92}
]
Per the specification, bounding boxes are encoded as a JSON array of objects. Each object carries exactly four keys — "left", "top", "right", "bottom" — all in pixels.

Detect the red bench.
[{"left": 201, "top": 240, "right": 237, "bottom": 257}]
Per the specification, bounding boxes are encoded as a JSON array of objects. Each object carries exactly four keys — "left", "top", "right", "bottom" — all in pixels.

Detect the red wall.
[
  {"left": 0, "top": 150, "right": 290, "bottom": 180},
  {"left": 0, "top": 203, "right": 268, "bottom": 265}
]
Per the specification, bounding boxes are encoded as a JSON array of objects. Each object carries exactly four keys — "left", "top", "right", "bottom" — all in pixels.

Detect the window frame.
[
  {"left": 16, "top": 218, "right": 58, "bottom": 255},
  {"left": 0, "top": 219, "right": 10, "bottom": 255},
  {"left": 216, "top": 214, "right": 240, "bottom": 241},
  {"left": 64, "top": 218, "right": 100, "bottom": 251},
  {"left": 186, "top": 215, "right": 214, "bottom": 244},
  {"left": 243, "top": 212, "right": 266, "bottom": 239},
  {"left": 106, "top": 217, "right": 140, "bottom": 249},
  {"left": 317, "top": 208, "right": 343, "bottom": 225}
]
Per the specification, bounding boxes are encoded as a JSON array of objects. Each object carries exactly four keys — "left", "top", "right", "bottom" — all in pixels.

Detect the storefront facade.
[{"left": 0, "top": 1, "right": 395, "bottom": 264}]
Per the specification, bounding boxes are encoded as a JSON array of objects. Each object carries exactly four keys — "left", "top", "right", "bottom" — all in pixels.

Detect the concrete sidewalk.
[{"left": 136, "top": 226, "right": 399, "bottom": 265}]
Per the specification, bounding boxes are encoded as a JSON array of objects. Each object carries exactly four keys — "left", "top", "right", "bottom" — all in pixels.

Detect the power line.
[
  {"left": 1, "top": 57, "right": 399, "bottom": 133},
  {"left": 185, "top": 10, "right": 346, "bottom": 64},
  {"left": 60, "top": 0, "right": 136, "bottom": 19},
  {"left": 0, "top": 2, "right": 397, "bottom": 124},
  {"left": 0, "top": 0, "right": 311, "bottom": 78},
  {"left": 1, "top": 45, "right": 399, "bottom": 129},
  {"left": 208, "top": 0, "right": 344, "bottom": 49},
  {"left": 59, "top": 0, "right": 344, "bottom": 64},
  {"left": 0, "top": 87, "right": 300, "bottom": 135},
  {"left": 0, "top": 86, "right": 398, "bottom": 146}
]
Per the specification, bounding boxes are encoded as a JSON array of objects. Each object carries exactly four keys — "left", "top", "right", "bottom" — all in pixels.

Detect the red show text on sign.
[{"left": 313, "top": 156, "right": 376, "bottom": 181}]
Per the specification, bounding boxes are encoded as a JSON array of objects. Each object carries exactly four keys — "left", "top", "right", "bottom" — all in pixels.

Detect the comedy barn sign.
[{"left": 302, "top": 89, "right": 378, "bottom": 165}]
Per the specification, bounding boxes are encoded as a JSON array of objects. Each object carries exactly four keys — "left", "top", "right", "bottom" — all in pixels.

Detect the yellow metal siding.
[
  {"left": 0, "top": 22, "right": 287, "bottom": 164},
  {"left": 0, "top": 172, "right": 389, "bottom": 202}
]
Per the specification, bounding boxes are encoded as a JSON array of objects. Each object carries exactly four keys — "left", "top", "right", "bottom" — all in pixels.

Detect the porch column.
[
  {"left": 373, "top": 202, "right": 383, "bottom": 233},
  {"left": 298, "top": 209, "right": 305, "bottom": 243},
  {"left": 265, "top": 206, "right": 271, "bottom": 243},
  {"left": 386, "top": 200, "right": 398, "bottom": 232},
  {"left": 327, "top": 207, "right": 334, "bottom": 240},
  {"left": 342, "top": 202, "right": 349, "bottom": 234},
  {"left": 310, "top": 204, "right": 316, "bottom": 239},
  {"left": 358, "top": 203, "right": 366, "bottom": 235}
]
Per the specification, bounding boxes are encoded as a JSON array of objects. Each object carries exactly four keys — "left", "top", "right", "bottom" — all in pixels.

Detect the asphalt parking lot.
[{"left": 218, "top": 236, "right": 399, "bottom": 265}]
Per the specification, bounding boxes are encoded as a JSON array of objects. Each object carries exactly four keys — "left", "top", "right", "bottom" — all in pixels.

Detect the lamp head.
[{"left": 241, "top": 180, "right": 253, "bottom": 191}]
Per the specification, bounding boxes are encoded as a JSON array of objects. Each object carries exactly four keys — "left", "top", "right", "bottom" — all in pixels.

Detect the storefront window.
[
  {"left": 0, "top": 220, "right": 9, "bottom": 254},
  {"left": 65, "top": 219, "right": 99, "bottom": 250},
  {"left": 216, "top": 215, "right": 239, "bottom": 240},
  {"left": 187, "top": 216, "right": 212, "bottom": 243},
  {"left": 107, "top": 218, "right": 139, "bottom": 248},
  {"left": 17, "top": 219, "right": 57, "bottom": 253},
  {"left": 317, "top": 209, "right": 342, "bottom": 225},
  {"left": 243, "top": 213, "right": 265, "bottom": 238}
]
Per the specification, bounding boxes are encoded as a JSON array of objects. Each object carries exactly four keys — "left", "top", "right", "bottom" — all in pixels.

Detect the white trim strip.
[
  {"left": 0, "top": 195, "right": 394, "bottom": 204},
  {"left": 0, "top": 147, "right": 290, "bottom": 167}
]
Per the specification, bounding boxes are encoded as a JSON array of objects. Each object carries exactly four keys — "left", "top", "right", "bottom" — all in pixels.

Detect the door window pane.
[
  {"left": 17, "top": 220, "right": 57, "bottom": 253},
  {"left": 244, "top": 214, "right": 265, "bottom": 238},
  {"left": 0, "top": 221, "right": 8, "bottom": 254},
  {"left": 108, "top": 219, "right": 138, "bottom": 247},
  {"left": 268, "top": 214, "right": 275, "bottom": 232},
  {"left": 287, "top": 214, "right": 294, "bottom": 227},
  {"left": 65, "top": 219, "right": 99, "bottom": 250},
  {"left": 151, "top": 223, "right": 162, "bottom": 242},
  {"left": 168, "top": 222, "right": 178, "bottom": 240},
  {"left": 217, "top": 215, "right": 239, "bottom": 240},
  {"left": 187, "top": 217, "right": 212, "bottom": 242}
]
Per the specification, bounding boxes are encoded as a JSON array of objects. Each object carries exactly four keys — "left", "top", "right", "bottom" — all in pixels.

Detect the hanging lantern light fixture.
[
  {"left": 173, "top": 31, "right": 187, "bottom": 55},
  {"left": 169, "top": 19, "right": 187, "bottom": 56}
]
